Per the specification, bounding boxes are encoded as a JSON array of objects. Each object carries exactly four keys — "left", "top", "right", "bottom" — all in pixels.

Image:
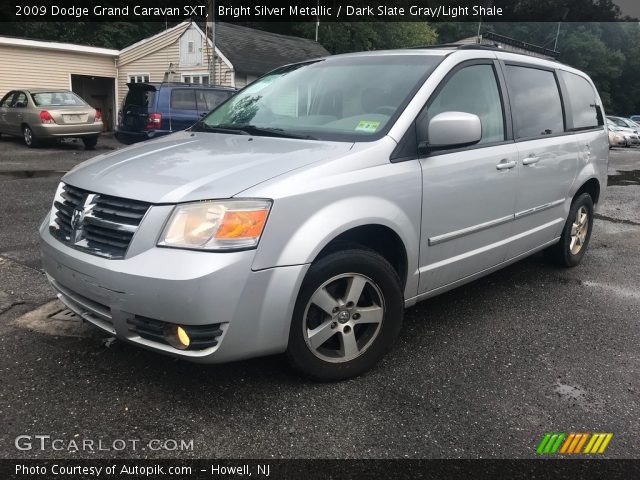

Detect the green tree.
[
  {"left": 0, "top": 22, "right": 167, "bottom": 49},
  {"left": 556, "top": 24, "right": 624, "bottom": 111},
  {"left": 291, "top": 22, "right": 438, "bottom": 54}
]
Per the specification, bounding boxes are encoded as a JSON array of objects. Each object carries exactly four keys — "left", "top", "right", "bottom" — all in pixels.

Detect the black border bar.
[
  {"left": 3, "top": 459, "right": 640, "bottom": 480},
  {"left": 0, "top": 0, "right": 637, "bottom": 23}
]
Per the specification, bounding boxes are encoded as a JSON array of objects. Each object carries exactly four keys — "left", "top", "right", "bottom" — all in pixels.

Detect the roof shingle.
[{"left": 212, "top": 23, "right": 329, "bottom": 75}]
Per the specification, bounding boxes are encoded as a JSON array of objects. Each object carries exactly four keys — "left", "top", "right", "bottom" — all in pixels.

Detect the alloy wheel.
[
  {"left": 570, "top": 206, "right": 589, "bottom": 255},
  {"left": 303, "top": 273, "right": 385, "bottom": 363},
  {"left": 23, "top": 127, "right": 32, "bottom": 146}
]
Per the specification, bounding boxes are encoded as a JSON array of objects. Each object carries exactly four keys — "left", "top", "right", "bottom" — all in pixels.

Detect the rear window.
[
  {"left": 559, "top": 71, "right": 603, "bottom": 130},
  {"left": 505, "top": 65, "right": 564, "bottom": 139},
  {"left": 124, "top": 88, "right": 156, "bottom": 109},
  {"left": 31, "top": 91, "right": 86, "bottom": 107},
  {"left": 170, "top": 89, "right": 197, "bottom": 110}
]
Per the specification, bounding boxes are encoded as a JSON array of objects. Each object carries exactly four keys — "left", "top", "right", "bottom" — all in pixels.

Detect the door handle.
[
  {"left": 496, "top": 159, "right": 517, "bottom": 170},
  {"left": 522, "top": 156, "right": 540, "bottom": 165}
]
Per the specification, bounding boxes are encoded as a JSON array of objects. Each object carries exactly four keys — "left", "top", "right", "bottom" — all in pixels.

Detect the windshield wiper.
[
  {"left": 191, "top": 122, "right": 250, "bottom": 135},
  {"left": 239, "top": 125, "right": 317, "bottom": 140},
  {"left": 194, "top": 123, "right": 315, "bottom": 140}
]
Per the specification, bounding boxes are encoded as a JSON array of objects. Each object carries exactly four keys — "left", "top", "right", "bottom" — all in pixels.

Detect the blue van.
[{"left": 115, "top": 82, "right": 235, "bottom": 144}]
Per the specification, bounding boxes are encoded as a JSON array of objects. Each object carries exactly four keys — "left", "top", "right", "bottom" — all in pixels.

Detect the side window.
[
  {"left": 170, "top": 89, "right": 197, "bottom": 110},
  {"left": 505, "top": 65, "right": 564, "bottom": 138},
  {"left": 429, "top": 64, "right": 505, "bottom": 145},
  {"left": 559, "top": 71, "right": 603, "bottom": 130},
  {"left": 196, "top": 90, "right": 231, "bottom": 112},
  {"left": 12, "top": 92, "right": 27, "bottom": 108},
  {"left": 0, "top": 92, "right": 15, "bottom": 107}
]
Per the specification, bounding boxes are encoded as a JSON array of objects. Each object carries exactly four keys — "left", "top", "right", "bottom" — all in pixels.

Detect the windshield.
[
  {"left": 197, "top": 55, "right": 443, "bottom": 141},
  {"left": 607, "top": 117, "right": 629, "bottom": 128},
  {"left": 31, "top": 91, "right": 86, "bottom": 107}
]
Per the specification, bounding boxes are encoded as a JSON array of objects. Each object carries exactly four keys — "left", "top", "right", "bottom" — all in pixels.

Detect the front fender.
[{"left": 249, "top": 156, "right": 423, "bottom": 300}]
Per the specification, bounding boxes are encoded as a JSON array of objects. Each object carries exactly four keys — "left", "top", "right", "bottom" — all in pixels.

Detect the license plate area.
[{"left": 63, "top": 114, "right": 87, "bottom": 124}]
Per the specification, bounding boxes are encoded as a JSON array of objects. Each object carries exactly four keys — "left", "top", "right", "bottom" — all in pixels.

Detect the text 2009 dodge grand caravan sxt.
[{"left": 40, "top": 47, "right": 608, "bottom": 381}]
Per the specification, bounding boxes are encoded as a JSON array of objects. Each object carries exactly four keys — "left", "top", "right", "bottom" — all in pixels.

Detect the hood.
[{"left": 63, "top": 131, "right": 354, "bottom": 203}]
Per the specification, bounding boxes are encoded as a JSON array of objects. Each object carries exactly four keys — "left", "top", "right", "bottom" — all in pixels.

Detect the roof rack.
[
  {"left": 411, "top": 32, "right": 560, "bottom": 59},
  {"left": 411, "top": 44, "right": 512, "bottom": 52}
]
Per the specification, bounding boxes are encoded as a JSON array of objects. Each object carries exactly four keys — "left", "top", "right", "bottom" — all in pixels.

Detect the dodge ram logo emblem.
[{"left": 70, "top": 208, "right": 83, "bottom": 230}]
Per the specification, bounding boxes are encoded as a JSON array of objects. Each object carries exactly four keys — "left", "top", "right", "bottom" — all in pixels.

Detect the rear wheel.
[
  {"left": 82, "top": 136, "right": 98, "bottom": 150},
  {"left": 286, "top": 249, "right": 403, "bottom": 381},
  {"left": 23, "top": 125, "right": 39, "bottom": 148},
  {"left": 547, "top": 193, "right": 594, "bottom": 267}
]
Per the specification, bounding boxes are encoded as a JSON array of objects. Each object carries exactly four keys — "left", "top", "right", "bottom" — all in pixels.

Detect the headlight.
[{"left": 158, "top": 199, "right": 272, "bottom": 251}]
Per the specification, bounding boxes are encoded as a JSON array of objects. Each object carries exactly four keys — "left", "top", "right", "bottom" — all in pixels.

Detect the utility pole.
[
  {"left": 553, "top": 21, "right": 561, "bottom": 52},
  {"left": 208, "top": 0, "right": 216, "bottom": 85},
  {"left": 553, "top": 8, "right": 569, "bottom": 53},
  {"left": 315, "top": 0, "right": 320, "bottom": 41}
]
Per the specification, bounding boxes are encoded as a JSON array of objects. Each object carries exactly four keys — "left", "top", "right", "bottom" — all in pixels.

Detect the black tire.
[
  {"left": 23, "top": 125, "right": 39, "bottom": 148},
  {"left": 286, "top": 249, "right": 403, "bottom": 381},
  {"left": 546, "top": 193, "right": 594, "bottom": 267},
  {"left": 82, "top": 136, "right": 99, "bottom": 150}
]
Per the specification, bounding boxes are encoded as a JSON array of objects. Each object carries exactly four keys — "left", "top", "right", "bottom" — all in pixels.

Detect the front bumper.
[
  {"left": 39, "top": 213, "right": 308, "bottom": 363},
  {"left": 609, "top": 136, "right": 627, "bottom": 147}
]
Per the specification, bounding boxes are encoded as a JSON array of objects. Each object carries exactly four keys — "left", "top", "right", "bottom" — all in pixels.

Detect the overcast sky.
[{"left": 614, "top": 0, "right": 640, "bottom": 18}]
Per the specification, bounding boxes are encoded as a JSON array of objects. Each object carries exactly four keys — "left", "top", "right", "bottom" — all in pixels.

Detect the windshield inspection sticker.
[{"left": 355, "top": 120, "right": 380, "bottom": 133}]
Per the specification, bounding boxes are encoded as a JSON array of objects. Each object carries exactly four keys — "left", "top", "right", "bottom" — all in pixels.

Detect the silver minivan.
[{"left": 40, "top": 47, "right": 608, "bottom": 380}]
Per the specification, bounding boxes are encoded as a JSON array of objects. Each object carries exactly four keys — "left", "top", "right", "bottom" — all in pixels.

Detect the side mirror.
[{"left": 425, "top": 111, "right": 482, "bottom": 150}]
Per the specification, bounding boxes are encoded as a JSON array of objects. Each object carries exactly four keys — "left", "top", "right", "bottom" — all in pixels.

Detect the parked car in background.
[
  {"left": 0, "top": 89, "right": 103, "bottom": 149},
  {"left": 629, "top": 115, "right": 640, "bottom": 123},
  {"left": 606, "top": 120, "right": 640, "bottom": 146},
  {"left": 114, "top": 82, "right": 235, "bottom": 144},
  {"left": 608, "top": 125, "right": 630, "bottom": 148},
  {"left": 607, "top": 115, "right": 640, "bottom": 131}
]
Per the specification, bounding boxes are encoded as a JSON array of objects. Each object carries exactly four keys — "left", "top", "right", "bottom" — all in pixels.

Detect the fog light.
[{"left": 166, "top": 325, "right": 191, "bottom": 350}]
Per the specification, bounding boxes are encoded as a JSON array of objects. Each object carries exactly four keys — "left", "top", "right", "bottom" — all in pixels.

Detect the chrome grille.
[{"left": 50, "top": 183, "right": 150, "bottom": 259}]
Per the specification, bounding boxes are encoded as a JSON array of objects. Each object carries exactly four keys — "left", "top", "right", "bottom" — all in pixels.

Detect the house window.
[
  {"left": 128, "top": 74, "right": 150, "bottom": 84},
  {"left": 182, "top": 74, "right": 210, "bottom": 85},
  {"left": 188, "top": 41, "right": 194, "bottom": 54}
]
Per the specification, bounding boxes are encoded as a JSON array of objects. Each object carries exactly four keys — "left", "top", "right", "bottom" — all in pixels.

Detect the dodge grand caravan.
[{"left": 40, "top": 47, "right": 608, "bottom": 381}]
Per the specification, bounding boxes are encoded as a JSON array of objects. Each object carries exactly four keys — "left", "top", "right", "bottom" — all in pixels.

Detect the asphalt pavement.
[{"left": 0, "top": 134, "right": 638, "bottom": 459}]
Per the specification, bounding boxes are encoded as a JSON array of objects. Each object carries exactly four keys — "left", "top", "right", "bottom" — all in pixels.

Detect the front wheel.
[
  {"left": 547, "top": 193, "right": 594, "bottom": 267},
  {"left": 286, "top": 249, "right": 403, "bottom": 381}
]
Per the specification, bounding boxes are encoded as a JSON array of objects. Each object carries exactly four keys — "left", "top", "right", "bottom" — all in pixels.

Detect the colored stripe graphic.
[
  {"left": 574, "top": 433, "right": 589, "bottom": 453},
  {"left": 559, "top": 433, "right": 575, "bottom": 454},
  {"left": 584, "top": 433, "right": 613, "bottom": 454},
  {"left": 537, "top": 433, "right": 566, "bottom": 454},
  {"left": 537, "top": 433, "right": 613, "bottom": 454}
]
